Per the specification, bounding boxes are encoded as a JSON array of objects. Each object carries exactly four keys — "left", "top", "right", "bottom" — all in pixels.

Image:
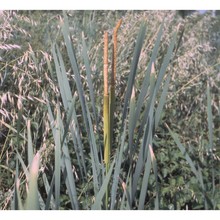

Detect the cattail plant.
[
  {"left": 103, "top": 31, "right": 110, "bottom": 171},
  {"left": 103, "top": 19, "right": 122, "bottom": 208},
  {"left": 103, "top": 31, "right": 110, "bottom": 207},
  {"left": 10, "top": 11, "right": 188, "bottom": 210},
  {"left": 109, "top": 19, "right": 122, "bottom": 150}
]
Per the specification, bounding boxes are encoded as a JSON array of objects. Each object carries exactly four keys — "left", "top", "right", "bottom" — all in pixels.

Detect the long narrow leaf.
[
  {"left": 134, "top": 23, "right": 164, "bottom": 131},
  {"left": 13, "top": 158, "right": 23, "bottom": 210},
  {"left": 138, "top": 148, "right": 151, "bottom": 209},
  {"left": 206, "top": 84, "right": 215, "bottom": 208},
  {"left": 131, "top": 119, "right": 152, "bottom": 202},
  {"left": 91, "top": 158, "right": 115, "bottom": 210},
  {"left": 128, "top": 87, "right": 136, "bottom": 160},
  {"left": 62, "top": 144, "right": 79, "bottom": 210},
  {"left": 58, "top": 105, "right": 79, "bottom": 210},
  {"left": 54, "top": 104, "right": 61, "bottom": 209},
  {"left": 43, "top": 172, "right": 56, "bottom": 210},
  {"left": 15, "top": 149, "right": 29, "bottom": 180},
  {"left": 167, "top": 125, "right": 199, "bottom": 178},
  {"left": 154, "top": 32, "right": 177, "bottom": 95},
  {"left": 110, "top": 123, "right": 127, "bottom": 209},
  {"left": 61, "top": 12, "right": 100, "bottom": 192},
  {"left": 52, "top": 44, "right": 72, "bottom": 107},
  {"left": 25, "top": 152, "right": 40, "bottom": 210},
  {"left": 132, "top": 104, "right": 154, "bottom": 203},
  {"left": 121, "top": 22, "right": 147, "bottom": 131},
  {"left": 61, "top": 12, "right": 89, "bottom": 133},
  {"left": 85, "top": 101, "right": 101, "bottom": 194},
  {"left": 149, "top": 144, "right": 159, "bottom": 210},
  {"left": 154, "top": 73, "right": 171, "bottom": 129},
  {"left": 52, "top": 44, "right": 87, "bottom": 177},
  {"left": 207, "top": 84, "right": 213, "bottom": 151},
  {"left": 27, "top": 119, "right": 34, "bottom": 165},
  {"left": 82, "top": 33, "right": 97, "bottom": 125}
]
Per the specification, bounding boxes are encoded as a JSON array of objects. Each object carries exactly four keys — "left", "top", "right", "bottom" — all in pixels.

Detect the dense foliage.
[{"left": 0, "top": 10, "right": 219, "bottom": 210}]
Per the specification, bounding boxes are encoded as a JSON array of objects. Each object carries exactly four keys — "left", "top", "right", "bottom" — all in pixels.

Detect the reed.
[
  {"left": 9, "top": 11, "right": 217, "bottom": 210},
  {"left": 103, "top": 19, "right": 122, "bottom": 208},
  {"left": 103, "top": 31, "right": 110, "bottom": 208},
  {"left": 109, "top": 19, "right": 122, "bottom": 156},
  {"left": 103, "top": 31, "right": 110, "bottom": 170}
]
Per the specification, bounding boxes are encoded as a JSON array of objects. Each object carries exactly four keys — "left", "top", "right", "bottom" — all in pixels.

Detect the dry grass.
[{"left": 0, "top": 10, "right": 220, "bottom": 210}]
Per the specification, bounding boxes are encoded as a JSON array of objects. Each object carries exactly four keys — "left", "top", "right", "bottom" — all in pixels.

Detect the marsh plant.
[{"left": 0, "top": 10, "right": 219, "bottom": 210}]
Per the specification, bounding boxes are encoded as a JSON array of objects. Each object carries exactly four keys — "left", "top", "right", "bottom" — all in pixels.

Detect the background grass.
[{"left": 0, "top": 10, "right": 220, "bottom": 210}]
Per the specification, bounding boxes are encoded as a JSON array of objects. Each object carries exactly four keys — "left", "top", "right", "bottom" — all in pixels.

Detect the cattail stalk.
[
  {"left": 112, "top": 19, "right": 122, "bottom": 85},
  {"left": 103, "top": 19, "right": 122, "bottom": 209},
  {"left": 103, "top": 31, "right": 110, "bottom": 209},
  {"left": 103, "top": 32, "right": 110, "bottom": 168}
]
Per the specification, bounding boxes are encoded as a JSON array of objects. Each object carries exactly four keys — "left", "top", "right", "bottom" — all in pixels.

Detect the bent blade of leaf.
[{"left": 25, "top": 152, "right": 40, "bottom": 210}]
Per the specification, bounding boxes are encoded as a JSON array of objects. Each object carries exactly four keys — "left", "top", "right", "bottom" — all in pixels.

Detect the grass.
[
  {"left": 11, "top": 12, "right": 176, "bottom": 210},
  {"left": 0, "top": 10, "right": 220, "bottom": 210}
]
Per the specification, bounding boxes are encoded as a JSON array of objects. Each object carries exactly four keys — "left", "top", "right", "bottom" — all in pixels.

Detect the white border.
[
  {"left": 1, "top": 0, "right": 220, "bottom": 10},
  {"left": 0, "top": 210, "right": 220, "bottom": 219},
  {"left": 0, "top": 0, "right": 220, "bottom": 217}
]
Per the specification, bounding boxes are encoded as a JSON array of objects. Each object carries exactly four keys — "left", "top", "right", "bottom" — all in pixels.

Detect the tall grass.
[
  {"left": 10, "top": 11, "right": 178, "bottom": 210},
  {"left": 166, "top": 82, "right": 219, "bottom": 209},
  {"left": 48, "top": 13, "right": 175, "bottom": 209},
  {"left": 4, "top": 10, "right": 219, "bottom": 210},
  {"left": 13, "top": 120, "right": 41, "bottom": 210}
]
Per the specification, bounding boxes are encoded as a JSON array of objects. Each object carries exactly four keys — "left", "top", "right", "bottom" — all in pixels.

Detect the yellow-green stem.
[
  {"left": 103, "top": 32, "right": 110, "bottom": 208},
  {"left": 103, "top": 19, "right": 122, "bottom": 209},
  {"left": 104, "top": 94, "right": 110, "bottom": 168},
  {"left": 109, "top": 85, "right": 115, "bottom": 150}
]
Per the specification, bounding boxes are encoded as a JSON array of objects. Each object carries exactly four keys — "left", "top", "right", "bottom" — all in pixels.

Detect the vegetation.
[{"left": 0, "top": 10, "right": 220, "bottom": 210}]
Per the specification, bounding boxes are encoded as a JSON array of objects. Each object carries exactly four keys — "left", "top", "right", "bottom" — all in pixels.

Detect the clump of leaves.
[{"left": 1, "top": 10, "right": 220, "bottom": 210}]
